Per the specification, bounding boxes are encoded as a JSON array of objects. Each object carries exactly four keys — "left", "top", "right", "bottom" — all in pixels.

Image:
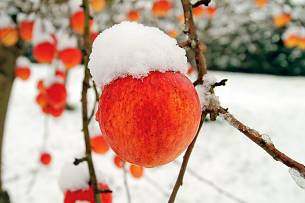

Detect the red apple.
[{"left": 96, "top": 71, "right": 201, "bottom": 167}]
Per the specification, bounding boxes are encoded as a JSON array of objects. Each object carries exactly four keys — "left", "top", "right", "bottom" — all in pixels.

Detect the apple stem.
[{"left": 80, "top": 0, "right": 101, "bottom": 203}]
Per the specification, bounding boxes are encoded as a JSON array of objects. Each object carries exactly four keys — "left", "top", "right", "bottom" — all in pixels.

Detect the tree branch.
[
  {"left": 88, "top": 80, "right": 99, "bottom": 123},
  {"left": 219, "top": 107, "right": 305, "bottom": 175},
  {"left": 192, "top": 0, "right": 211, "bottom": 8},
  {"left": 168, "top": 111, "right": 207, "bottom": 203},
  {"left": 81, "top": 0, "right": 101, "bottom": 202}
]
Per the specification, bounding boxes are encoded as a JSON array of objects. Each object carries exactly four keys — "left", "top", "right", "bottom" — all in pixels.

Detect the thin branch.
[
  {"left": 168, "top": 111, "right": 207, "bottom": 203},
  {"left": 123, "top": 164, "right": 132, "bottom": 203},
  {"left": 168, "top": 0, "right": 210, "bottom": 202},
  {"left": 192, "top": 0, "right": 211, "bottom": 7},
  {"left": 219, "top": 107, "right": 305, "bottom": 175},
  {"left": 81, "top": 0, "right": 101, "bottom": 202},
  {"left": 178, "top": 40, "right": 190, "bottom": 48},
  {"left": 88, "top": 80, "right": 99, "bottom": 123},
  {"left": 181, "top": 0, "right": 207, "bottom": 82},
  {"left": 172, "top": 161, "right": 247, "bottom": 203}
]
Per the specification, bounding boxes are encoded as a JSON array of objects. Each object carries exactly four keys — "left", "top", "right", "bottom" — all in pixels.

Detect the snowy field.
[{"left": 3, "top": 65, "right": 305, "bottom": 203}]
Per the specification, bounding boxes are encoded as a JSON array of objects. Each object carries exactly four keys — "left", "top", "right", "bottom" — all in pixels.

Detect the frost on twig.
[
  {"left": 195, "top": 74, "right": 220, "bottom": 115},
  {"left": 289, "top": 168, "right": 305, "bottom": 189}
]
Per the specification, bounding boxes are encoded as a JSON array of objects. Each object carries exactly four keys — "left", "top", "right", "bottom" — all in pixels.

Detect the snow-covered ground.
[{"left": 3, "top": 65, "right": 305, "bottom": 203}]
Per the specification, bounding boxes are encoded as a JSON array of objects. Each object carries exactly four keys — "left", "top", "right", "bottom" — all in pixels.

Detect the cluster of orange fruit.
[
  {"left": 0, "top": 18, "right": 33, "bottom": 47},
  {"left": 90, "top": 134, "right": 144, "bottom": 179},
  {"left": 35, "top": 79, "right": 67, "bottom": 117}
]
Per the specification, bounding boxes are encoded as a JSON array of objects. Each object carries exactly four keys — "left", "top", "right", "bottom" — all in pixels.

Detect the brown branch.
[
  {"left": 168, "top": 0, "right": 211, "bottom": 202},
  {"left": 81, "top": 0, "right": 101, "bottom": 203},
  {"left": 181, "top": 0, "right": 207, "bottom": 82},
  {"left": 192, "top": 0, "right": 211, "bottom": 7},
  {"left": 168, "top": 111, "right": 207, "bottom": 203},
  {"left": 178, "top": 40, "right": 190, "bottom": 48},
  {"left": 88, "top": 80, "right": 99, "bottom": 123},
  {"left": 219, "top": 107, "right": 305, "bottom": 176}
]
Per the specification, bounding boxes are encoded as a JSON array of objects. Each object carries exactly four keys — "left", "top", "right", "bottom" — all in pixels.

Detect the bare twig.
[
  {"left": 88, "top": 80, "right": 99, "bottom": 123},
  {"left": 178, "top": 40, "right": 190, "bottom": 48},
  {"left": 123, "top": 164, "right": 132, "bottom": 203},
  {"left": 219, "top": 107, "right": 305, "bottom": 175},
  {"left": 192, "top": 0, "right": 211, "bottom": 7},
  {"left": 168, "top": 111, "right": 207, "bottom": 203},
  {"left": 81, "top": 0, "right": 101, "bottom": 202},
  {"left": 181, "top": 0, "right": 207, "bottom": 82}
]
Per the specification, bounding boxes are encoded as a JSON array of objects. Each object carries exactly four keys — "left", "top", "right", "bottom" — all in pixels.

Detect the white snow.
[
  {"left": 89, "top": 21, "right": 188, "bottom": 86},
  {"left": 289, "top": 168, "right": 305, "bottom": 189},
  {"left": 56, "top": 30, "right": 78, "bottom": 51},
  {"left": 16, "top": 56, "right": 30, "bottom": 68},
  {"left": 195, "top": 73, "right": 220, "bottom": 110},
  {"left": 0, "top": 13, "right": 13, "bottom": 28},
  {"left": 58, "top": 160, "right": 90, "bottom": 192},
  {"left": 4, "top": 67, "right": 305, "bottom": 203},
  {"left": 32, "top": 19, "right": 55, "bottom": 45}
]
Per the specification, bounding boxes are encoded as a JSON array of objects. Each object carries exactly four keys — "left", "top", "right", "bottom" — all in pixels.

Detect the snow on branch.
[{"left": 219, "top": 107, "right": 305, "bottom": 186}]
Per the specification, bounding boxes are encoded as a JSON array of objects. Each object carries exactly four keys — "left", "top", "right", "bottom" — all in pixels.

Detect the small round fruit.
[
  {"left": 40, "top": 152, "right": 52, "bottom": 165},
  {"left": 129, "top": 164, "right": 144, "bottom": 178},
  {"left": 90, "top": 135, "right": 109, "bottom": 154},
  {"left": 33, "top": 42, "right": 56, "bottom": 64},
  {"left": 45, "top": 83, "right": 67, "bottom": 109},
  {"left": 113, "top": 155, "right": 124, "bottom": 169},
  {"left": 15, "top": 67, "right": 31, "bottom": 80}
]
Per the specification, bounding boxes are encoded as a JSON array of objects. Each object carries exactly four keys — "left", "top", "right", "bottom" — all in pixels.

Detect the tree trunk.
[{"left": 0, "top": 45, "right": 18, "bottom": 203}]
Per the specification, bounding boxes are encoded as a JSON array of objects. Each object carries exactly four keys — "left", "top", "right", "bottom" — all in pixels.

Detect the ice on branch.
[
  {"left": 289, "top": 168, "right": 305, "bottom": 189},
  {"left": 195, "top": 74, "right": 220, "bottom": 110},
  {"left": 89, "top": 21, "right": 188, "bottom": 86}
]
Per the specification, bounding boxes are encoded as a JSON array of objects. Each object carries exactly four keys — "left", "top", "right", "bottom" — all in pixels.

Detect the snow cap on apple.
[
  {"left": 89, "top": 21, "right": 188, "bottom": 86},
  {"left": 89, "top": 21, "right": 201, "bottom": 168}
]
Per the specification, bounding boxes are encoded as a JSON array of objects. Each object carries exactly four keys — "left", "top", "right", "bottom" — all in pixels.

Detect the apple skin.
[{"left": 96, "top": 71, "right": 201, "bottom": 167}]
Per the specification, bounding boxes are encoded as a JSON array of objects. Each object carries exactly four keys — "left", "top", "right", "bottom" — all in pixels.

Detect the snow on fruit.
[
  {"left": 15, "top": 56, "right": 31, "bottom": 81},
  {"left": 59, "top": 161, "right": 112, "bottom": 203},
  {"left": 89, "top": 22, "right": 201, "bottom": 167}
]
